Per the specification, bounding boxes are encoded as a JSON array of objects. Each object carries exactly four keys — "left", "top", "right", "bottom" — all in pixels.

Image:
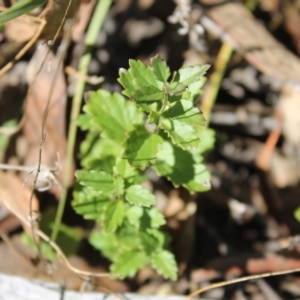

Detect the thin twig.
[{"left": 185, "top": 267, "right": 300, "bottom": 299}]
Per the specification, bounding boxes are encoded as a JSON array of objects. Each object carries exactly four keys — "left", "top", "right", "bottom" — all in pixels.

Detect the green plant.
[{"left": 72, "top": 56, "right": 215, "bottom": 280}]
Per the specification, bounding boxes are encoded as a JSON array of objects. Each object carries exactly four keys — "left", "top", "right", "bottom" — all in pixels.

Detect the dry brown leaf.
[
  {"left": 0, "top": 171, "right": 39, "bottom": 235},
  {"left": 202, "top": 2, "right": 300, "bottom": 85},
  {"left": 5, "top": 15, "right": 40, "bottom": 43},
  {"left": 23, "top": 44, "right": 72, "bottom": 197}
]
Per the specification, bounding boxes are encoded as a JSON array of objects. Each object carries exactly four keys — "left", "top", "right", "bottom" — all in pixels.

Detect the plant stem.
[{"left": 51, "top": 0, "right": 112, "bottom": 241}]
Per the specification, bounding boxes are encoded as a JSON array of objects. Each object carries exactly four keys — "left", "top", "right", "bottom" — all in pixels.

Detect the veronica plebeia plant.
[{"left": 72, "top": 56, "right": 215, "bottom": 280}]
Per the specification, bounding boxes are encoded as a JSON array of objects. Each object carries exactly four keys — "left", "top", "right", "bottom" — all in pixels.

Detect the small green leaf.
[
  {"left": 102, "top": 200, "right": 125, "bottom": 232},
  {"left": 124, "top": 127, "right": 163, "bottom": 169},
  {"left": 84, "top": 90, "right": 144, "bottom": 143},
  {"left": 129, "top": 60, "right": 160, "bottom": 88},
  {"left": 154, "top": 141, "right": 211, "bottom": 192},
  {"left": 126, "top": 206, "right": 143, "bottom": 227},
  {"left": 139, "top": 231, "right": 159, "bottom": 254},
  {"left": 0, "top": 0, "right": 47, "bottom": 25},
  {"left": 125, "top": 185, "right": 156, "bottom": 207},
  {"left": 167, "top": 82, "right": 186, "bottom": 96},
  {"left": 89, "top": 230, "right": 118, "bottom": 261},
  {"left": 163, "top": 100, "right": 205, "bottom": 128},
  {"left": 185, "top": 77, "right": 207, "bottom": 101},
  {"left": 151, "top": 250, "right": 178, "bottom": 280},
  {"left": 114, "top": 176, "right": 125, "bottom": 197},
  {"left": 72, "top": 187, "right": 110, "bottom": 220},
  {"left": 151, "top": 56, "right": 171, "bottom": 82},
  {"left": 133, "top": 86, "right": 163, "bottom": 102},
  {"left": 178, "top": 64, "right": 210, "bottom": 86},
  {"left": 116, "top": 159, "right": 137, "bottom": 180},
  {"left": 160, "top": 118, "right": 200, "bottom": 150},
  {"left": 111, "top": 250, "right": 148, "bottom": 278},
  {"left": 146, "top": 208, "right": 166, "bottom": 228},
  {"left": 118, "top": 69, "right": 137, "bottom": 97},
  {"left": 75, "top": 170, "right": 115, "bottom": 195}
]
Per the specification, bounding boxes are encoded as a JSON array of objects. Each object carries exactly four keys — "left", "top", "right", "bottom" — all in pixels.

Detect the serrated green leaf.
[
  {"left": 133, "top": 86, "right": 163, "bottom": 102},
  {"left": 192, "top": 128, "right": 215, "bottom": 154},
  {"left": 129, "top": 60, "right": 160, "bottom": 88},
  {"left": 146, "top": 208, "right": 166, "bottom": 228},
  {"left": 102, "top": 200, "right": 125, "bottom": 232},
  {"left": 114, "top": 176, "right": 125, "bottom": 197},
  {"left": 185, "top": 77, "right": 207, "bottom": 101},
  {"left": 80, "top": 134, "right": 123, "bottom": 172},
  {"left": 147, "top": 228, "right": 167, "bottom": 249},
  {"left": 167, "top": 82, "right": 186, "bottom": 96},
  {"left": 163, "top": 100, "right": 205, "bottom": 127},
  {"left": 178, "top": 64, "right": 210, "bottom": 86},
  {"left": 139, "top": 231, "right": 159, "bottom": 254},
  {"left": 77, "top": 114, "right": 92, "bottom": 130},
  {"left": 154, "top": 141, "right": 211, "bottom": 192},
  {"left": 116, "top": 159, "right": 137, "bottom": 180},
  {"left": 84, "top": 90, "right": 143, "bottom": 143},
  {"left": 151, "top": 250, "right": 178, "bottom": 280},
  {"left": 125, "top": 185, "right": 156, "bottom": 207},
  {"left": 75, "top": 170, "right": 115, "bottom": 195},
  {"left": 151, "top": 56, "right": 171, "bottom": 82},
  {"left": 115, "top": 224, "right": 141, "bottom": 251},
  {"left": 123, "top": 127, "right": 163, "bottom": 169},
  {"left": 72, "top": 187, "right": 110, "bottom": 220},
  {"left": 126, "top": 207, "right": 166, "bottom": 229},
  {"left": 89, "top": 230, "right": 119, "bottom": 261},
  {"left": 126, "top": 206, "right": 143, "bottom": 227},
  {"left": 118, "top": 59, "right": 164, "bottom": 102},
  {"left": 160, "top": 118, "right": 200, "bottom": 149},
  {"left": 111, "top": 250, "right": 148, "bottom": 278},
  {"left": 118, "top": 69, "right": 137, "bottom": 97}
]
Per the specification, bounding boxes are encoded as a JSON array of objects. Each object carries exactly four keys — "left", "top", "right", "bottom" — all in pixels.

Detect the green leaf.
[
  {"left": 154, "top": 141, "right": 211, "bottom": 192},
  {"left": 89, "top": 230, "right": 118, "bottom": 261},
  {"left": 115, "top": 159, "right": 137, "bottom": 180},
  {"left": 111, "top": 250, "right": 148, "bottom": 278},
  {"left": 0, "top": 0, "right": 47, "bottom": 25},
  {"left": 123, "top": 127, "right": 163, "bottom": 169},
  {"left": 102, "top": 200, "right": 125, "bottom": 232},
  {"left": 118, "top": 59, "right": 164, "bottom": 102},
  {"left": 167, "top": 82, "right": 186, "bottom": 96},
  {"left": 129, "top": 60, "right": 160, "bottom": 88},
  {"left": 160, "top": 118, "right": 200, "bottom": 150},
  {"left": 178, "top": 64, "right": 210, "bottom": 86},
  {"left": 125, "top": 185, "right": 156, "bottom": 207},
  {"left": 185, "top": 77, "right": 207, "bottom": 101},
  {"left": 113, "top": 176, "right": 125, "bottom": 197},
  {"left": 126, "top": 206, "right": 143, "bottom": 227},
  {"left": 80, "top": 133, "right": 123, "bottom": 172},
  {"left": 133, "top": 86, "right": 163, "bottom": 102},
  {"left": 139, "top": 231, "right": 159, "bottom": 254},
  {"left": 72, "top": 187, "right": 110, "bottom": 220},
  {"left": 75, "top": 170, "right": 115, "bottom": 195},
  {"left": 163, "top": 100, "right": 205, "bottom": 127},
  {"left": 151, "top": 56, "right": 171, "bottom": 82},
  {"left": 146, "top": 208, "right": 166, "bottom": 228},
  {"left": 126, "top": 207, "right": 166, "bottom": 229},
  {"left": 151, "top": 250, "right": 178, "bottom": 280},
  {"left": 84, "top": 90, "right": 144, "bottom": 143}
]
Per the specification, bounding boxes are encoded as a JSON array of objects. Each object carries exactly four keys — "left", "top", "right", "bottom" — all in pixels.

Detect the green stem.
[{"left": 51, "top": 0, "right": 112, "bottom": 241}]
